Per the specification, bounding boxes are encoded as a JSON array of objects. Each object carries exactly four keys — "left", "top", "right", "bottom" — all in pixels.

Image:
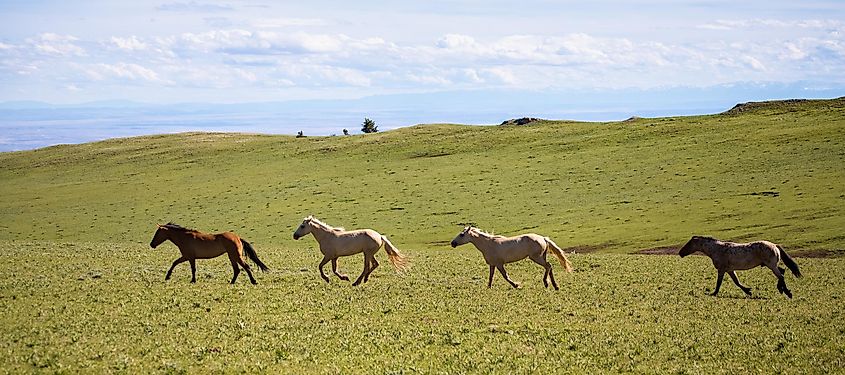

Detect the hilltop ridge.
[{"left": 0, "top": 97, "right": 843, "bottom": 255}]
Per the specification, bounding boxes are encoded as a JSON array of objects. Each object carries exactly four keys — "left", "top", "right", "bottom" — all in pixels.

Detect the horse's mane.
[
  {"left": 162, "top": 222, "right": 197, "bottom": 233},
  {"left": 306, "top": 216, "right": 345, "bottom": 232},
  {"left": 468, "top": 227, "right": 504, "bottom": 239},
  {"left": 693, "top": 235, "right": 718, "bottom": 242}
]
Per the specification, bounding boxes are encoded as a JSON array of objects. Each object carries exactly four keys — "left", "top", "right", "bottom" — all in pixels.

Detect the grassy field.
[
  {"left": 0, "top": 241, "right": 843, "bottom": 373},
  {"left": 0, "top": 98, "right": 844, "bottom": 372},
  {"left": 0, "top": 98, "right": 843, "bottom": 254}
]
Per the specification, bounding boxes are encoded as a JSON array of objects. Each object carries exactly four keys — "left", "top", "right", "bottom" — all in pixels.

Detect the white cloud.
[
  {"left": 698, "top": 18, "right": 843, "bottom": 31},
  {"left": 4, "top": 19, "right": 844, "bottom": 98},
  {"left": 251, "top": 18, "right": 328, "bottom": 28},
  {"left": 110, "top": 36, "right": 147, "bottom": 51},
  {"left": 156, "top": 1, "right": 233, "bottom": 12},
  {"left": 92, "top": 63, "right": 164, "bottom": 82},
  {"left": 29, "top": 33, "right": 85, "bottom": 56}
]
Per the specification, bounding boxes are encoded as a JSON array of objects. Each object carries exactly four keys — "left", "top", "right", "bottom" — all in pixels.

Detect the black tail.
[
  {"left": 777, "top": 245, "right": 802, "bottom": 278},
  {"left": 241, "top": 239, "right": 269, "bottom": 272}
]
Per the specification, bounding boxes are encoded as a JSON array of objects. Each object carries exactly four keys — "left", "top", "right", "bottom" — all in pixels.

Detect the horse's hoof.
[
  {"left": 251, "top": 281, "right": 258, "bottom": 285},
  {"left": 340, "top": 276, "right": 350, "bottom": 281},
  {"left": 352, "top": 282, "right": 360, "bottom": 286}
]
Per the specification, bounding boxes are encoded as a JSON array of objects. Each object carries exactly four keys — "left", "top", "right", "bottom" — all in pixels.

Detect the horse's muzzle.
[
  {"left": 450, "top": 241, "right": 457, "bottom": 248},
  {"left": 149, "top": 241, "right": 157, "bottom": 249},
  {"left": 293, "top": 234, "right": 300, "bottom": 240}
]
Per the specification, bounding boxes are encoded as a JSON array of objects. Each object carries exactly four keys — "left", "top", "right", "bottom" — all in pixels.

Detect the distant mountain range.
[{"left": 1, "top": 82, "right": 842, "bottom": 152}]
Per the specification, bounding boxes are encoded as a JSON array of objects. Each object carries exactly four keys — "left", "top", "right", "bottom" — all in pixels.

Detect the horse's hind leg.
[
  {"left": 767, "top": 264, "right": 792, "bottom": 298},
  {"left": 227, "top": 252, "right": 242, "bottom": 284},
  {"left": 229, "top": 260, "right": 240, "bottom": 284},
  {"left": 240, "top": 260, "right": 257, "bottom": 285},
  {"left": 352, "top": 254, "right": 371, "bottom": 286},
  {"left": 331, "top": 258, "right": 350, "bottom": 281},
  {"left": 711, "top": 271, "right": 725, "bottom": 296},
  {"left": 547, "top": 267, "right": 559, "bottom": 291},
  {"left": 529, "top": 253, "right": 557, "bottom": 290},
  {"left": 165, "top": 256, "right": 187, "bottom": 281},
  {"left": 487, "top": 265, "right": 495, "bottom": 288},
  {"left": 728, "top": 271, "right": 752, "bottom": 296},
  {"left": 364, "top": 255, "right": 379, "bottom": 283},
  {"left": 496, "top": 265, "right": 520, "bottom": 289}
]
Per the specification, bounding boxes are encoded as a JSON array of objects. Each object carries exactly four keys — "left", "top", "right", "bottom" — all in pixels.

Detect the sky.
[{"left": 1, "top": 0, "right": 844, "bottom": 104}]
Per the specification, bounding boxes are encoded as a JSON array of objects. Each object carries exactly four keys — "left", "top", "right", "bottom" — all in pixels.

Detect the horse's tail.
[
  {"left": 777, "top": 244, "right": 802, "bottom": 278},
  {"left": 241, "top": 239, "right": 269, "bottom": 272},
  {"left": 381, "top": 235, "right": 410, "bottom": 272},
  {"left": 545, "top": 237, "right": 574, "bottom": 272}
]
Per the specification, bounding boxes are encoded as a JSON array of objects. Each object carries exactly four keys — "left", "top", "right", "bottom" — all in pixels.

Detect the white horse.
[
  {"left": 679, "top": 236, "right": 802, "bottom": 298},
  {"left": 450, "top": 226, "right": 573, "bottom": 289},
  {"left": 293, "top": 216, "right": 409, "bottom": 285}
]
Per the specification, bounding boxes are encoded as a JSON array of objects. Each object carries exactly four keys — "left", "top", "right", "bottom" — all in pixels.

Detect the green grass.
[
  {"left": 0, "top": 241, "right": 843, "bottom": 373},
  {"left": 1, "top": 98, "right": 843, "bottom": 254},
  {"left": 1, "top": 98, "right": 844, "bottom": 372}
]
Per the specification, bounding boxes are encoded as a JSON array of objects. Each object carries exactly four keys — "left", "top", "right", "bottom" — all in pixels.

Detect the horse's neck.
[
  {"left": 470, "top": 235, "right": 496, "bottom": 253},
  {"left": 168, "top": 231, "right": 191, "bottom": 246},
  {"left": 698, "top": 242, "right": 718, "bottom": 257},
  {"left": 310, "top": 225, "right": 338, "bottom": 242}
]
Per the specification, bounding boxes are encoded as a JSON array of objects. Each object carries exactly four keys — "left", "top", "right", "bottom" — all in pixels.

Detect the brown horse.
[
  {"left": 149, "top": 223, "right": 269, "bottom": 284},
  {"left": 450, "top": 226, "right": 573, "bottom": 289},
  {"left": 293, "top": 216, "right": 409, "bottom": 285},
  {"left": 679, "top": 235, "right": 802, "bottom": 298}
]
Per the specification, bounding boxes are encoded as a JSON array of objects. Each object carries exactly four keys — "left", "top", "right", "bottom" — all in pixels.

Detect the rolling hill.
[{"left": 1, "top": 97, "right": 843, "bottom": 255}]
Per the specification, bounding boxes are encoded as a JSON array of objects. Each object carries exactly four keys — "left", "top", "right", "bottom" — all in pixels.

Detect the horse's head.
[
  {"left": 293, "top": 216, "right": 314, "bottom": 240},
  {"left": 150, "top": 224, "right": 170, "bottom": 248},
  {"left": 679, "top": 236, "right": 706, "bottom": 257},
  {"left": 450, "top": 227, "right": 474, "bottom": 248}
]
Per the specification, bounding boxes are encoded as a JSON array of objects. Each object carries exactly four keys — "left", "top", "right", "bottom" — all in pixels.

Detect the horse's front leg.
[
  {"left": 728, "top": 271, "right": 752, "bottom": 296},
  {"left": 496, "top": 265, "right": 520, "bottom": 289},
  {"left": 165, "top": 256, "right": 187, "bottom": 280},
  {"left": 318, "top": 256, "right": 331, "bottom": 283},
  {"left": 487, "top": 265, "right": 495, "bottom": 288},
  {"left": 711, "top": 270, "right": 724, "bottom": 296},
  {"left": 331, "top": 258, "right": 350, "bottom": 281},
  {"left": 189, "top": 259, "right": 197, "bottom": 283}
]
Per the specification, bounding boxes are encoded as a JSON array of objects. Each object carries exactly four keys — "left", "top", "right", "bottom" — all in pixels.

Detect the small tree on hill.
[{"left": 361, "top": 118, "right": 378, "bottom": 133}]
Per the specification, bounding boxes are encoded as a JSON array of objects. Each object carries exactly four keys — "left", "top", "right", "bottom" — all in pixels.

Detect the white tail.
[
  {"left": 546, "top": 237, "right": 574, "bottom": 272},
  {"left": 381, "top": 235, "right": 410, "bottom": 272}
]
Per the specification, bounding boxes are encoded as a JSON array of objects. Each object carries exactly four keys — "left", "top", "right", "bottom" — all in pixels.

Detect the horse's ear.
[{"left": 156, "top": 223, "right": 163, "bottom": 228}]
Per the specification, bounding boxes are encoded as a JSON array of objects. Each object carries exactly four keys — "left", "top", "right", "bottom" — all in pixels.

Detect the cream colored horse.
[
  {"left": 450, "top": 226, "right": 573, "bottom": 289},
  {"left": 293, "top": 216, "right": 409, "bottom": 285},
  {"left": 679, "top": 236, "right": 802, "bottom": 298}
]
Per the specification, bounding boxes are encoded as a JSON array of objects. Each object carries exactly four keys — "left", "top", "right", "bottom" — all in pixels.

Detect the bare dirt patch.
[
  {"left": 636, "top": 246, "right": 679, "bottom": 255},
  {"left": 562, "top": 243, "right": 614, "bottom": 254},
  {"left": 792, "top": 249, "right": 843, "bottom": 258}
]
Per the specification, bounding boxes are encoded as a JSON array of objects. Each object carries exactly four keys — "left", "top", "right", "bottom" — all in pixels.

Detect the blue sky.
[{"left": 1, "top": 0, "right": 843, "bottom": 104}]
